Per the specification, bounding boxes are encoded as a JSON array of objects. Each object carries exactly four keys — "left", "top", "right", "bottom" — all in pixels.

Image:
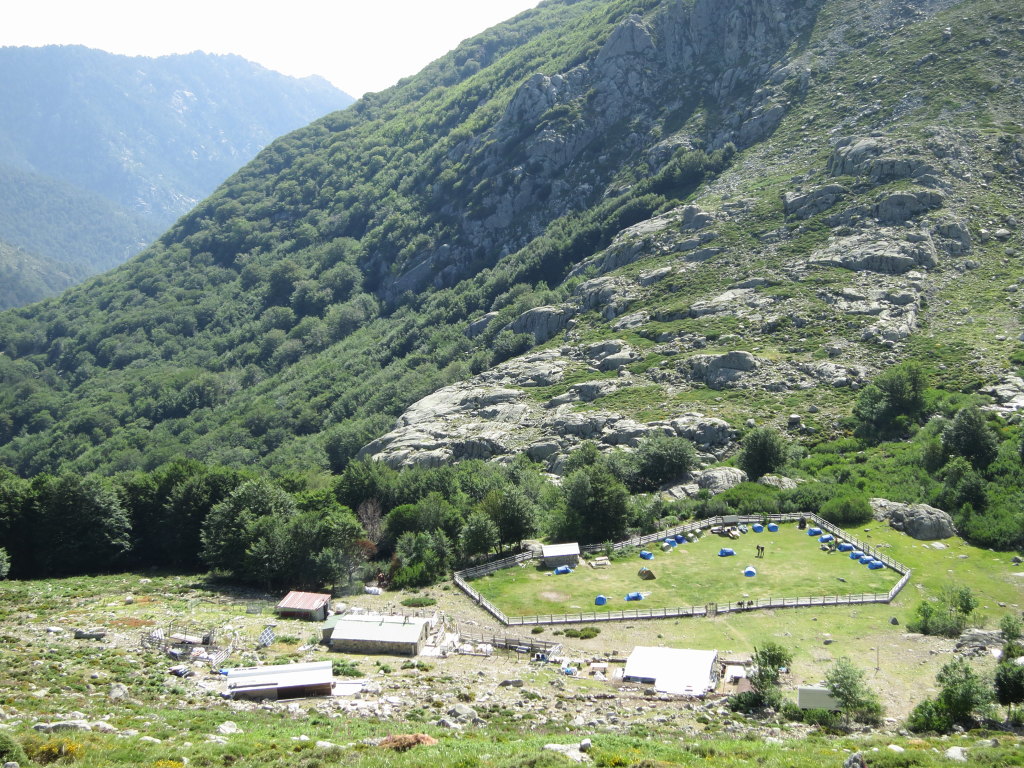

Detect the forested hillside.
[
  {"left": 0, "top": 45, "right": 352, "bottom": 306},
  {"left": 0, "top": 0, "right": 1023, "bottom": 556}
]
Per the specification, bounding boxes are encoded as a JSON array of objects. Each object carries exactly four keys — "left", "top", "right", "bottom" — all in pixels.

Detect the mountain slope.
[
  {"left": 0, "top": 0, "right": 1021, "bottom": 481},
  {"left": 0, "top": 45, "right": 352, "bottom": 306}
]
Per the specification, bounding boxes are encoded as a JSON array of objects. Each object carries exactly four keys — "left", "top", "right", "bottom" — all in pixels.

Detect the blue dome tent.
[
  {"left": 868, "top": 561, "right": 885, "bottom": 570},
  {"left": 808, "top": 527, "right": 822, "bottom": 536},
  {"left": 767, "top": 523, "right": 779, "bottom": 532},
  {"left": 743, "top": 565, "right": 757, "bottom": 577},
  {"left": 752, "top": 524, "right": 764, "bottom": 533},
  {"left": 859, "top": 555, "right": 873, "bottom": 564},
  {"left": 625, "top": 592, "right": 644, "bottom": 602},
  {"left": 818, "top": 534, "right": 834, "bottom": 544},
  {"left": 674, "top": 534, "right": 687, "bottom": 543},
  {"left": 718, "top": 548, "right": 736, "bottom": 557},
  {"left": 850, "top": 550, "right": 864, "bottom": 559},
  {"left": 554, "top": 565, "right": 573, "bottom": 575},
  {"left": 838, "top": 543, "right": 854, "bottom": 552},
  {"left": 595, "top": 595, "right": 608, "bottom": 606},
  {"left": 639, "top": 550, "right": 654, "bottom": 560}
]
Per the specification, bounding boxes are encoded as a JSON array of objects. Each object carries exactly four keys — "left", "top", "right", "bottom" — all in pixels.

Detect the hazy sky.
[{"left": 0, "top": 0, "right": 543, "bottom": 97}]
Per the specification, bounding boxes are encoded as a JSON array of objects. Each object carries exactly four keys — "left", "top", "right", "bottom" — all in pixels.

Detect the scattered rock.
[
  {"left": 33, "top": 720, "right": 92, "bottom": 733},
  {"left": 945, "top": 746, "right": 968, "bottom": 762},
  {"left": 499, "top": 679, "right": 524, "bottom": 688},
  {"left": 544, "top": 743, "right": 591, "bottom": 763},
  {"left": 108, "top": 683, "right": 130, "bottom": 701},
  {"left": 843, "top": 752, "right": 867, "bottom": 768},
  {"left": 216, "top": 721, "right": 243, "bottom": 735}
]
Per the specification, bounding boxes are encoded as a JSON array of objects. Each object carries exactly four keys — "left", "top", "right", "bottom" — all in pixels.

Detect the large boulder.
[
  {"left": 871, "top": 498, "right": 955, "bottom": 539},
  {"left": 694, "top": 467, "right": 748, "bottom": 494}
]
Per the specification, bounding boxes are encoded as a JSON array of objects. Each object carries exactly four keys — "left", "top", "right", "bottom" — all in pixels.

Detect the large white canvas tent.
[{"left": 623, "top": 646, "right": 719, "bottom": 696}]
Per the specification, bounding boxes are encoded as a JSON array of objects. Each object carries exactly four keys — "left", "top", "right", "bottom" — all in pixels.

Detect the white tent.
[{"left": 623, "top": 646, "right": 719, "bottom": 696}]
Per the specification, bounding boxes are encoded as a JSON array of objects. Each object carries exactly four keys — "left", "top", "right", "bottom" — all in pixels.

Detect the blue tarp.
[
  {"left": 767, "top": 523, "right": 779, "bottom": 532},
  {"left": 595, "top": 595, "right": 608, "bottom": 605},
  {"left": 625, "top": 591, "right": 644, "bottom": 601},
  {"left": 838, "top": 543, "right": 854, "bottom": 552},
  {"left": 808, "top": 527, "right": 822, "bottom": 536},
  {"left": 752, "top": 524, "right": 764, "bottom": 533},
  {"left": 718, "top": 548, "right": 736, "bottom": 557},
  {"left": 554, "top": 565, "right": 573, "bottom": 575},
  {"left": 639, "top": 550, "right": 654, "bottom": 560}
]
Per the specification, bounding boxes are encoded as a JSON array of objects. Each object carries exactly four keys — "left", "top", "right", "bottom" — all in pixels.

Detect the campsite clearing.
[{"left": 470, "top": 523, "right": 901, "bottom": 618}]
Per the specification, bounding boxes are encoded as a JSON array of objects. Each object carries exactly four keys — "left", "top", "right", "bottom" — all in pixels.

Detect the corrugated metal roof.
[
  {"left": 330, "top": 616, "right": 429, "bottom": 644},
  {"left": 276, "top": 591, "right": 331, "bottom": 612},
  {"left": 226, "top": 661, "right": 333, "bottom": 692},
  {"left": 542, "top": 542, "right": 580, "bottom": 557},
  {"left": 624, "top": 647, "right": 718, "bottom": 696}
]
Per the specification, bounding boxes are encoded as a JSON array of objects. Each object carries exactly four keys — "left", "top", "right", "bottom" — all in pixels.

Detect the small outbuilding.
[
  {"left": 275, "top": 591, "right": 332, "bottom": 621},
  {"left": 327, "top": 614, "right": 431, "bottom": 656},
  {"left": 227, "top": 661, "right": 334, "bottom": 700},
  {"left": 798, "top": 685, "right": 840, "bottom": 711},
  {"left": 542, "top": 542, "right": 581, "bottom": 568},
  {"left": 624, "top": 647, "right": 719, "bottom": 696}
]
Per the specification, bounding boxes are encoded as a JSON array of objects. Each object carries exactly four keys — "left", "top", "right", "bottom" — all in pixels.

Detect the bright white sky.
[{"left": 0, "top": 0, "right": 543, "bottom": 97}]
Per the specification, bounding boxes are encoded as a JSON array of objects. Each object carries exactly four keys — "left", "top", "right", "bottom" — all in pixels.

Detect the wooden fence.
[{"left": 453, "top": 513, "right": 911, "bottom": 627}]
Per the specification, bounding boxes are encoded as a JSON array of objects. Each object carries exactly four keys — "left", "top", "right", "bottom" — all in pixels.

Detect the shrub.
[
  {"left": 738, "top": 427, "right": 789, "bottom": 480},
  {"left": 0, "top": 731, "right": 28, "bottom": 766},
  {"left": 332, "top": 658, "right": 361, "bottom": 677},
  {"left": 562, "top": 626, "right": 600, "bottom": 639},
  {"left": 531, "top": 625, "right": 545, "bottom": 634},
  {"left": 25, "top": 737, "right": 85, "bottom": 765},
  {"left": 400, "top": 596, "right": 437, "bottom": 608},
  {"left": 801, "top": 708, "right": 844, "bottom": 730},
  {"left": 943, "top": 406, "right": 998, "bottom": 469},
  {"left": 818, "top": 493, "right": 872, "bottom": 526}
]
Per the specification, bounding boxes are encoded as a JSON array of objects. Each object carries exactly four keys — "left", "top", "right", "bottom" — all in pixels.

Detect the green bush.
[
  {"left": 818, "top": 493, "right": 872, "bottom": 526},
  {"left": 562, "top": 626, "right": 599, "bottom": 639},
  {"left": 0, "top": 731, "right": 28, "bottom": 766},
  {"left": 332, "top": 658, "right": 361, "bottom": 677},
  {"left": 400, "top": 596, "right": 437, "bottom": 608},
  {"left": 801, "top": 708, "right": 844, "bottom": 730},
  {"left": 738, "top": 427, "right": 789, "bottom": 480}
]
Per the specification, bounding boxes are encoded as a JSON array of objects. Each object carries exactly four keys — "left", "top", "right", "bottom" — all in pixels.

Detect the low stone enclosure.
[{"left": 454, "top": 513, "right": 911, "bottom": 626}]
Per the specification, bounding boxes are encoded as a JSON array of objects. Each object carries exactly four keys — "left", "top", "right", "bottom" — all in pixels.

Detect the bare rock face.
[
  {"left": 871, "top": 498, "right": 956, "bottom": 540},
  {"left": 782, "top": 183, "right": 848, "bottom": 219},
  {"left": 686, "top": 351, "right": 759, "bottom": 389},
  {"left": 809, "top": 231, "right": 937, "bottom": 274}
]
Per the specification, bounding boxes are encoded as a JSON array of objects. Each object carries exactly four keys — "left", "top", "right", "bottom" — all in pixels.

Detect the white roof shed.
[{"left": 624, "top": 646, "right": 719, "bottom": 696}]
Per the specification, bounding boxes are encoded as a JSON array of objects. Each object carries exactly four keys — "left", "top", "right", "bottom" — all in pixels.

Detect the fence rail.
[{"left": 453, "top": 512, "right": 911, "bottom": 626}]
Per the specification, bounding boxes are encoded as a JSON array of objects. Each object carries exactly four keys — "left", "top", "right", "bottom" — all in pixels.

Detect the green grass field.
[{"left": 472, "top": 524, "right": 902, "bottom": 617}]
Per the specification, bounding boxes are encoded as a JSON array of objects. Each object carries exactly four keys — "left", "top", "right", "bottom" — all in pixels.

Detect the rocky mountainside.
[
  {"left": 0, "top": 45, "right": 352, "bottom": 306},
  {"left": 0, "top": 0, "right": 1021, "bottom": 479}
]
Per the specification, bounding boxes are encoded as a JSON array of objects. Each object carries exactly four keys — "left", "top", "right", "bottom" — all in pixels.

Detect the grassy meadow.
[{"left": 472, "top": 524, "right": 903, "bottom": 617}]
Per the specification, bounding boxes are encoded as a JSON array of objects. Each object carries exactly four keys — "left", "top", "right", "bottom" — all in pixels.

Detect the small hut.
[
  {"left": 542, "top": 543, "right": 581, "bottom": 568},
  {"left": 275, "top": 591, "right": 332, "bottom": 622}
]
